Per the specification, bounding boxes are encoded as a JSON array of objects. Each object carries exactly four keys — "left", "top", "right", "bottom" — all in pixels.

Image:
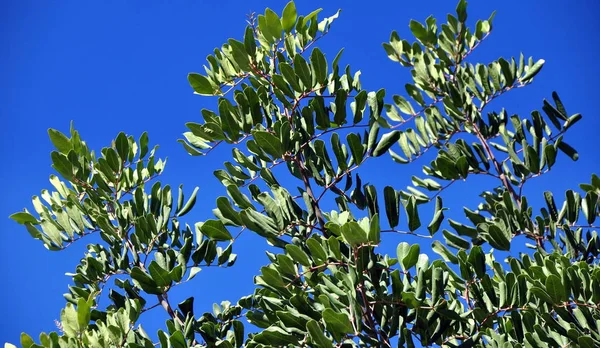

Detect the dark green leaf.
[
  {"left": 294, "top": 54, "right": 312, "bottom": 90},
  {"left": 530, "top": 287, "right": 553, "bottom": 305},
  {"left": 341, "top": 221, "right": 368, "bottom": 246},
  {"left": 405, "top": 196, "right": 421, "bottom": 232},
  {"left": 322, "top": 308, "right": 353, "bottom": 341},
  {"left": 148, "top": 261, "right": 172, "bottom": 288},
  {"left": 200, "top": 220, "right": 233, "bottom": 241},
  {"left": 427, "top": 196, "right": 445, "bottom": 235},
  {"left": 409, "top": 20, "right": 428, "bottom": 41},
  {"left": 48, "top": 129, "right": 72, "bottom": 154},
  {"left": 372, "top": 131, "right": 400, "bottom": 157},
  {"left": 456, "top": 0, "right": 467, "bottom": 22},
  {"left": 384, "top": 186, "right": 399, "bottom": 228},
  {"left": 310, "top": 48, "right": 328, "bottom": 86},
  {"left": 177, "top": 187, "right": 199, "bottom": 217},
  {"left": 443, "top": 229, "right": 470, "bottom": 250},
  {"left": 285, "top": 244, "right": 311, "bottom": 266},
  {"left": 253, "top": 131, "right": 283, "bottom": 158},
  {"left": 346, "top": 133, "right": 364, "bottom": 164},
  {"left": 402, "top": 244, "right": 420, "bottom": 270},
  {"left": 306, "top": 320, "right": 332, "bottom": 347},
  {"left": 188, "top": 73, "right": 216, "bottom": 96},
  {"left": 432, "top": 240, "right": 458, "bottom": 263},
  {"left": 545, "top": 274, "right": 565, "bottom": 304},
  {"left": 557, "top": 141, "right": 578, "bottom": 161},
  {"left": 130, "top": 267, "right": 161, "bottom": 294}
]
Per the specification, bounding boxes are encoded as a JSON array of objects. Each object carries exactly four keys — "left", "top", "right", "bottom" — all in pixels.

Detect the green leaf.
[
  {"left": 240, "top": 209, "right": 278, "bottom": 238},
  {"left": 215, "top": 196, "right": 243, "bottom": 226},
  {"left": 384, "top": 186, "right": 399, "bottom": 228},
  {"left": 401, "top": 244, "right": 420, "bottom": 270},
  {"left": 285, "top": 244, "right": 311, "bottom": 266},
  {"left": 333, "top": 90, "right": 347, "bottom": 125},
  {"left": 544, "top": 144, "right": 557, "bottom": 169},
  {"left": 409, "top": 20, "right": 428, "bottom": 41},
  {"left": 19, "top": 333, "right": 34, "bottom": 348},
  {"left": 310, "top": 48, "right": 328, "bottom": 86},
  {"left": 10, "top": 212, "right": 38, "bottom": 225},
  {"left": 187, "top": 267, "right": 202, "bottom": 281},
  {"left": 372, "top": 130, "right": 400, "bottom": 157},
  {"left": 281, "top": 2, "right": 297, "bottom": 33},
  {"left": 259, "top": 266, "right": 285, "bottom": 289},
  {"left": 467, "top": 246, "right": 486, "bottom": 278},
  {"left": 148, "top": 261, "right": 172, "bottom": 288},
  {"left": 200, "top": 220, "right": 233, "bottom": 241},
  {"left": 254, "top": 327, "right": 299, "bottom": 345},
  {"left": 228, "top": 39, "right": 252, "bottom": 71},
  {"left": 293, "top": 54, "right": 312, "bottom": 90},
  {"left": 60, "top": 303, "right": 79, "bottom": 335},
  {"left": 139, "top": 131, "right": 149, "bottom": 159},
  {"left": 578, "top": 336, "right": 595, "bottom": 348},
  {"left": 405, "top": 196, "right": 421, "bottom": 232},
  {"left": 265, "top": 8, "right": 283, "bottom": 38},
  {"left": 443, "top": 229, "right": 470, "bottom": 250},
  {"left": 312, "top": 96, "right": 330, "bottom": 129},
  {"left": 301, "top": 8, "right": 323, "bottom": 27},
  {"left": 563, "top": 113, "right": 582, "bottom": 131},
  {"left": 177, "top": 187, "right": 199, "bottom": 217},
  {"left": 346, "top": 133, "right": 364, "bottom": 164},
  {"left": 341, "top": 221, "right": 368, "bottom": 246},
  {"left": 427, "top": 196, "right": 445, "bottom": 235},
  {"left": 50, "top": 151, "right": 73, "bottom": 180},
  {"left": 393, "top": 95, "right": 415, "bottom": 115},
  {"left": 530, "top": 286, "right": 553, "bottom": 305},
  {"left": 169, "top": 331, "right": 187, "bottom": 348},
  {"left": 280, "top": 62, "right": 302, "bottom": 93},
  {"left": 130, "top": 267, "right": 161, "bottom": 294},
  {"left": 244, "top": 26, "right": 257, "bottom": 56},
  {"left": 48, "top": 129, "right": 72, "bottom": 153},
  {"left": 397, "top": 242, "right": 409, "bottom": 265},
  {"left": 306, "top": 320, "right": 332, "bottom": 347},
  {"left": 115, "top": 132, "right": 129, "bottom": 161},
  {"left": 368, "top": 213, "right": 380, "bottom": 244},
  {"left": 306, "top": 238, "right": 327, "bottom": 263},
  {"left": 557, "top": 141, "right": 579, "bottom": 161},
  {"left": 545, "top": 274, "right": 565, "bottom": 304},
  {"left": 485, "top": 224, "right": 511, "bottom": 251},
  {"left": 432, "top": 240, "right": 458, "bottom": 263},
  {"left": 76, "top": 298, "right": 92, "bottom": 330},
  {"left": 456, "top": 0, "right": 467, "bottom": 22},
  {"left": 253, "top": 131, "right": 283, "bottom": 158},
  {"left": 521, "top": 59, "right": 545, "bottom": 82},
  {"left": 322, "top": 308, "right": 353, "bottom": 341},
  {"left": 544, "top": 191, "right": 559, "bottom": 222},
  {"left": 188, "top": 73, "right": 216, "bottom": 95},
  {"left": 582, "top": 192, "right": 598, "bottom": 225},
  {"left": 400, "top": 292, "right": 422, "bottom": 308}
]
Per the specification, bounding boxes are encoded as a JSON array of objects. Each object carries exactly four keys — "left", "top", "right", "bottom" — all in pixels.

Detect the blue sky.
[{"left": 1, "top": 0, "right": 598, "bottom": 344}]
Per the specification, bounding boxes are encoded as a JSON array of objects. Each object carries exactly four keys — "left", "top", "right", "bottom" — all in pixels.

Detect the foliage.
[{"left": 9, "top": 1, "right": 600, "bottom": 347}]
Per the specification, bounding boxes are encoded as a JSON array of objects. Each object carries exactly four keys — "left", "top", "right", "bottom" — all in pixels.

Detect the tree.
[{"left": 8, "top": 1, "right": 600, "bottom": 347}]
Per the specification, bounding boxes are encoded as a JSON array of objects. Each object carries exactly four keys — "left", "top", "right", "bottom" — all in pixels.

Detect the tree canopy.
[{"left": 8, "top": 1, "right": 600, "bottom": 347}]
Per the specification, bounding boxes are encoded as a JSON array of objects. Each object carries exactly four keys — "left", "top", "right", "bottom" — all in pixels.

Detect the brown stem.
[
  {"left": 293, "top": 156, "right": 326, "bottom": 234},
  {"left": 158, "top": 292, "right": 184, "bottom": 326},
  {"left": 380, "top": 229, "right": 432, "bottom": 239},
  {"left": 353, "top": 247, "right": 391, "bottom": 347},
  {"left": 471, "top": 121, "right": 521, "bottom": 207}
]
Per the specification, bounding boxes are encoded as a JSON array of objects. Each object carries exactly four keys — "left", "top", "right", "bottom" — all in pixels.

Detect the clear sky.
[{"left": 1, "top": 0, "right": 598, "bottom": 344}]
